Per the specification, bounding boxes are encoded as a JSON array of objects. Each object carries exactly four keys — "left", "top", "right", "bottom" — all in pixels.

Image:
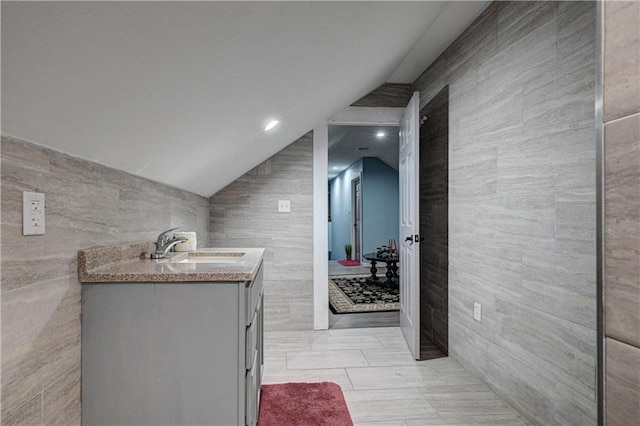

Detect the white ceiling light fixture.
[
  {"left": 376, "top": 131, "right": 385, "bottom": 138},
  {"left": 265, "top": 120, "right": 279, "bottom": 131}
]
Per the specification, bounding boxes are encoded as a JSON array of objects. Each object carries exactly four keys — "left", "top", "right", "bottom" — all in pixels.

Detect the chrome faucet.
[{"left": 151, "top": 227, "right": 188, "bottom": 259}]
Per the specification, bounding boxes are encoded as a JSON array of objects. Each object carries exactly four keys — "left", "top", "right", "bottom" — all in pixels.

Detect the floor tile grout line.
[
  {"left": 343, "top": 367, "right": 356, "bottom": 391},
  {"left": 286, "top": 348, "right": 371, "bottom": 353}
]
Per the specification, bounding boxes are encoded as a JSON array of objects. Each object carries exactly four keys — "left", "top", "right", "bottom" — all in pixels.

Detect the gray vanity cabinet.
[{"left": 81, "top": 262, "right": 264, "bottom": 425}]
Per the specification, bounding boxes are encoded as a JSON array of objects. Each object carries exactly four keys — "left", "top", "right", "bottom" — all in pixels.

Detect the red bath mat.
[
  {"left": 258, "top": 382, "right": 353, "bottom": 426},
  {"left": 337, "top": 260, "right": 360, "bottom": 266}
]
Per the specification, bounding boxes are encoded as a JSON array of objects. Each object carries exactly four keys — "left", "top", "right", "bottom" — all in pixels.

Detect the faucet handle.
[{"left": 156, "top": 227, "right": 179, "bottom": 247}]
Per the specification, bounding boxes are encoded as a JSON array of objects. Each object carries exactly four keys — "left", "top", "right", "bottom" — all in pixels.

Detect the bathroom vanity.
[{"left": 78, "top": 243, "right": 265, "bottom": 426}]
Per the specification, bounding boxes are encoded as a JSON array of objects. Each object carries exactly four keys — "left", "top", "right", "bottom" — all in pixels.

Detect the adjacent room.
[
  {"left": 2, "top": 1, "right": 638, "bottom": 425},
  {"left": 327, "top": 124, "right": 402, "bottom": 329}
]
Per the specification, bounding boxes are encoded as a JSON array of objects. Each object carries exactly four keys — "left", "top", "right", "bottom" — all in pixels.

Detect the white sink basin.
[{"left": 175, "top": 252, "right": 245, "bottom": 264}]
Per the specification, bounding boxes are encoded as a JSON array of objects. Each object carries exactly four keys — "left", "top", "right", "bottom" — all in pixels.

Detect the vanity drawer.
[
  {"left": 245, "top": 262, "right": 264, "bottom": 326},
  {"left": 245, "top": 307, "right": 259, "bottom": 370},
  {"left": 245, "top": 351, "right": 259, "bottom": 426}
]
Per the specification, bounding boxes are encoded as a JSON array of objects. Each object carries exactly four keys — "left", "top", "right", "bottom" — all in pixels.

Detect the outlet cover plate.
[
  {"left": 23, "top": 191, "right": 45, "bottom": 235},
  {"left": 278, "top": 200, "right": 291, "bottom": 212}
]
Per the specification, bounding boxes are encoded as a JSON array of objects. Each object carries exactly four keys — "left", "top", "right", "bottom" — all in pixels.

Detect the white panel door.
[{"left": 399, "top": 91, "right": 420, "bottom": 359}]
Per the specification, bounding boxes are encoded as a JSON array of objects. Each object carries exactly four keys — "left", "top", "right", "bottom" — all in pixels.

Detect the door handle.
[{"left": 405, "top": 235, "right": 413, "bottom": 246}]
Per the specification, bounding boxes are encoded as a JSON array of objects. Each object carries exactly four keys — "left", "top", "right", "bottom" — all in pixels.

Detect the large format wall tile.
[
  {"left": 1, "top": 136, "right": 208, "bottom": 424},
  {"left": 1, "top": 274, "right": 81, "bottom": 418},
  {"left": 606, "top": 338, "right": 640, "bottom": 424},
  {"left": 521, "top": 249, "right": 596, "bottom": 328},
  {"left": 209, "top": 134, "right": 313, "bottom": 331},
  {"left": 42, "top": 366, "right": 81, "bottom": 425},
  {"left": 493, "top": 298, "right": 596, "bottom": 401},
  {"left": 449, "top": 323, "right": 557, "bottom": 425},
  {"left": 2, "top": 394, "right": 41, "bottom": 426},
  {"left": 605, "top": 114, "right": 640, "bottom": 347},
  {"left": 413, "top": 2, "right": 597, "bottom": 424},
  {"left": 496, "top": 1, "right": 557, "bottom": 48},
  {"left": 604, "top": 1, "right": 640, "bottom": 121},
  {"left": 351, "top": 83, "right": 413, "bottom": 108},
  {"left": 603, "top": 2, "right": 640, "bottom": 424}
]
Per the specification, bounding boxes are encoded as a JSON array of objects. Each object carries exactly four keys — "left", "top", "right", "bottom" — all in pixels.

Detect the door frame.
[
  {"left": 313, "top": 106, "right": 404, "bottom": 330},
  {"left": 351, "top": 175, "right": 362, "bottom": 262}
]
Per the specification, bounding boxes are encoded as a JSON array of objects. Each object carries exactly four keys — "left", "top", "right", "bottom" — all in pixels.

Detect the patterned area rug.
[{"left": 329, "top": 275, "right": 399, "bottom": 314}]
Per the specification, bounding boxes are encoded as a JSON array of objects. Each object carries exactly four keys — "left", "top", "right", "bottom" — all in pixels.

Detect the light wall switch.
[
  {"left": 278, "top": 200, "right": 291, "bottom": 213},
  {"left": 23, "top": 191, "right": 45, "bottom": 235},
  {"left": 474, "top": 302, "right": 482, "bottom": 322}
]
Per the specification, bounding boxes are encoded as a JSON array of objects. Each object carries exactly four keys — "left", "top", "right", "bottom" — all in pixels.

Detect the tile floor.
[{"left": 262, "top": 326, "right": 530, "bottom": 425}]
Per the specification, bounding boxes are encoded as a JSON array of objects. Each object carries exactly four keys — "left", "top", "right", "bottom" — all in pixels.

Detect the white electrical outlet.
[
  {"left": 474, "top": 302, "right": 482, "bottom": 322},
  {"left": 23, "top": 191, "right": 45, "bottom": 235},
  {"left": 278, "top": 200, "right": 291, "bottom": 213}
]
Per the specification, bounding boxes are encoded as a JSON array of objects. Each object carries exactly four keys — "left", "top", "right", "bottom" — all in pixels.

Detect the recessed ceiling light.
[
  {"left": 265, "top": 120, "right": 279, "bottom": 131},
  {"left": 376, "top": 131, "right": 385, "bottom": 138},
  {"left": 332, "top": 166, "right": 339, "bottom": 170}
]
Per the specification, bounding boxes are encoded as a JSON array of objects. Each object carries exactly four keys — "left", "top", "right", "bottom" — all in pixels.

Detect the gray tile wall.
[
  {"left": 603, "top": 1, "right": 640, "bottom": 424},
  {"left": 413, "top": 2, "right": 597, "bottom": 424},
  {"left": 0, "top": 136, "right": 209, "bottom": 424},
  {"left": 209, "top": 133, "right": 314, "bottom": 331},
  {"left": 351, "top": 83, "right": 413, "bottom": 108}
]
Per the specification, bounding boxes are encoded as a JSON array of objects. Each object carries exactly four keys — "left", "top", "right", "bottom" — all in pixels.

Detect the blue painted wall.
[
  {"left": 328, "top": 157, "right": 398, "bottom": 261},
  {"left": 362, "top": 157, "right": 399, "bottom": 256}
]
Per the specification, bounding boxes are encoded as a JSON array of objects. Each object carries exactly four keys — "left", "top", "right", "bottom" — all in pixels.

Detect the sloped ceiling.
[
  {"left": 1, "top": 1, "right": 487, "bottom": 197},
  {"left": 328, "top": 125, "right": 399, "bottom": 180}
]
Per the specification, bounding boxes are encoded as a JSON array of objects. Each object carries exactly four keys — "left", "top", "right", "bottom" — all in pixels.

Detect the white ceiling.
[{"left": 2, "top": 1, "right": 488, "bottom": 197}]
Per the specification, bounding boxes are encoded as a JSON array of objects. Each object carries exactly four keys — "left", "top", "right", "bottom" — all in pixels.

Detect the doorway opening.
[
  {"left": 316, "top": 90, "right": 450, "bottom": 358},
  {"left": 327, "top": 124, "right": 400, "bottom": 329}
]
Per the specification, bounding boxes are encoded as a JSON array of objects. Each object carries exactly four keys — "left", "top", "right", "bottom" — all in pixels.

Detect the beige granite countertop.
[{"left": 78, "top": 241, "right": 264, "bottom": 283}]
